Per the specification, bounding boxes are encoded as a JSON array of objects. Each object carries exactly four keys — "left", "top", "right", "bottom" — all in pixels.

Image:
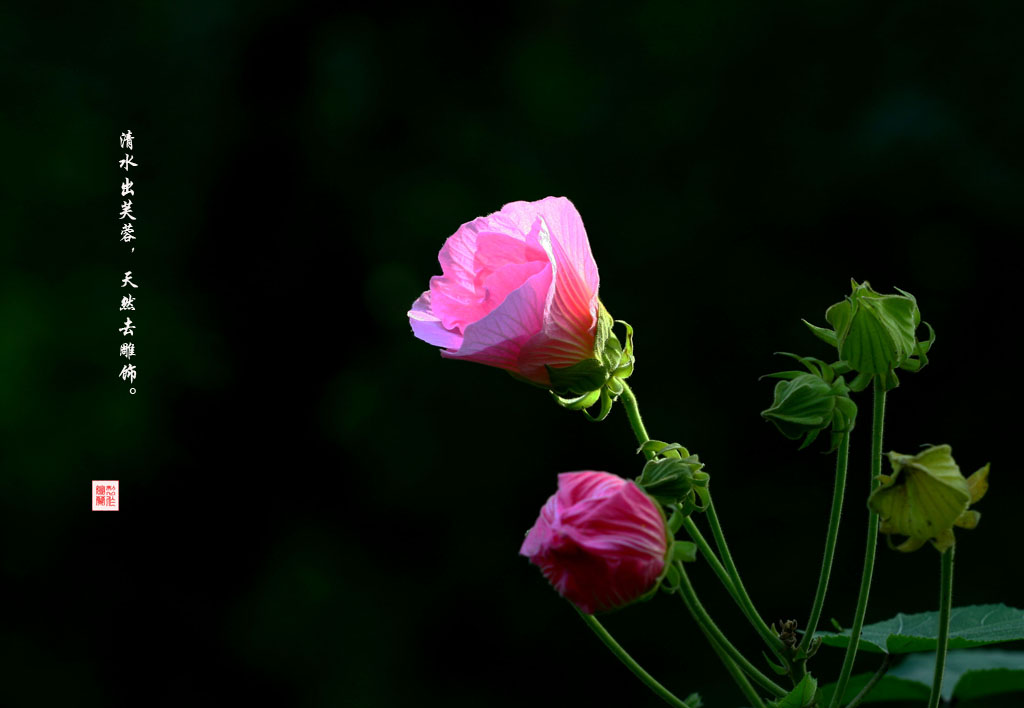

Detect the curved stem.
[
  {"left": 619, "top": 381, "right": 652, "bottom": 458},
  {"left": 927, "top": 546, "right": 955, "bottom": 708},
  {"left": 844, "top": 655, "right": 891, "bottom": 708},
  {"left": 676, "top": 562, "right": 788, "bottom": 698},
  {"left": 619, "top": 381, "right": 782, "bottom": 695},
  {"left": 799, "top": 429, "right": 851, "bottom": 654},
  {"left": 705, "top": 500, "right": 789, "bottom": 659},
  {"left": 680, "top": 516, "right": 737, "bottom": 600},
  {"left": 828, "top": 379, "right": 886, "bottom": 708},
  {"left": 694, "top": 612, "right": 768, "bottom": 708},
  {"left": 576, "top": 608, "right": 695, "bottom": 708}
]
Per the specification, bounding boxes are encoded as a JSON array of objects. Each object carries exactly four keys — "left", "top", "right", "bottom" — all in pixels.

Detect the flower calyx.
[
  {"left": 760, "top": 353, "right": 857, "bottom": 452},
  {"left": 635, "top": 440, "right": 710, "bottom": 514},
  {"left": 803, "top": 279, "right": 935, "bottom": 392},
  {"left": 548, "top": 301, "right": 636, "bottom": 421},
  {"left": 868, "top": 444, "right": 989, "bottom": 552}
]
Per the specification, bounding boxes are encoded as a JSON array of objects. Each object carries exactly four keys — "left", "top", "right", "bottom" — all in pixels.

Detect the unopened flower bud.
[
  {"left": 636, "top": 455, "right": 707, "bottom": 507},
  {"left": 520, "top": 471, "right": 669, "bottom": 614},
  {"left": 804, "top": 280, "right": 934, "bottom": 391},
  {"left": 761, "top": 354, "right": 857, "bottom": 451}
]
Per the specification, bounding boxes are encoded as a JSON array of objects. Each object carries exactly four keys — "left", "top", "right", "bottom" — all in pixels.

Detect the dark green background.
[{"left": 3, "top": 2, "right": 1021, "bottom": 706}]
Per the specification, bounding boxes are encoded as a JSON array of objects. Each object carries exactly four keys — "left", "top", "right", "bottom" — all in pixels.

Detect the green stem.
[
  {"left": 619, "top": 381, "right": 652, "bottom": 457},
  {"left": 621, "top": 381, "right": 784, "bottom": 673},
  {"left": 576, "top": 608, "right": 695, "bottom": 708},
  {"left": 620, "top": 384, "right": 735, "bottom": 600},
  {"left": 927, "top": 547, "right": 955, "bottom": 708},
  {"left": 694, "top": 608, "right": 768, "bottom": 708},
  {"left": 676, "top": 562, "right": 788, "bottom": 698},
  {"left": 798, "top": 429, "right": 851, "bottom": 655},
  {"left": 705, "top": 500, "right": 789, "bottom": 659},
  {"left": 680, "top": 516, "right": 738, "bottom": 600},
  {"left": 828, "top": 379, "right": 886, "bottom": 708}
]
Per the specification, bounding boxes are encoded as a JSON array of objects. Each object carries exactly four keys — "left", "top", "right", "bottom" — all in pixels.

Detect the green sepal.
[
  {"left": 546, "top": 301, "right": 614, "bottom": 397},
  {"left": 844, "top": 292, "right": 918, "bottom": 373},
  {"left": 899, "top": 320, "right": 936, "bottom": 373},
  {"left": 803, "top": 319, "right": 837, "bottom": 347},
  {"left": 760, "top": 370, "right": 810, "bottom": 381},
  {"left": 595, "top": 299, "right": 613, "bottom": 353},
  {"left": 761, "top": 353, "right": 856, "bottom": 451},
  {"left": 550, "top": 388, "right": 601, "bottom": 411},
  {"left": 918, "top": 320, "right": 936, "bottom": 354},
  {"left": 831, "top": 360, "right": 852, "bottom": 375},
  {"left": 672, "top": 541, "right": 698, "bottom": 563},
  {"left": 637, "top": 440, "right": 690, "bottom": 460},
  {"left": 762, "top": 650, "right": 790, "bottom": 676},
  {"left": 682, "top": 693, "right": 702, "bottom": 708},
  {"left": 613, "top": 319, "right": 635, "bottom": 377},
  {"left": 762, "top": 373, "right": 836, "bottom": 441},
  {"left": 805, "top": 280, "right": 933, "bottom": 391},
  {"left": 601, "top": 337, "right": 622, "bottom": 375},
  {"left": 546, "top": 357, "right": 608, "bottom": 397},
  {"left": 547, "top": 303, "right": 636, "bottom": 422},
  {"left": 581, "top": 387, "right": 614, "bottom": 422},
  {"left": 690, "top": 483, "right": 711, "bottom": 513},
  {"left": 661, "top": 563, "right": 681, "bottom": 593},
  {"left": 605, "top": 375, "right": 625, "bottom": 397},
  {"left": 800, "top": 635, "right": 824, "bottom": 661},
  {"left": 848, "top": 370, "right": 873, "bottom": 392},
  {"left": 667, "top": 505, "right": 685, "bottom": 534},
  {"left": 636, "top": 456, "right": 705, "bottom": 506}
]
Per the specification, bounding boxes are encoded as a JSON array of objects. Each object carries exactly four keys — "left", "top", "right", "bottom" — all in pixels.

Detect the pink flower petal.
[
  {"left": 408, "top": 292, "right": 464, "bottom": 350},
  {"left": 442, "top": 262, "right": 553, "bottom": 375}
]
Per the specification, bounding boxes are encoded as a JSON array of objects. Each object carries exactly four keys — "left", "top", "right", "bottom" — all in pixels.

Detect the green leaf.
[
  {"left": 946, "top": 649, "right": 1024, "bottom": 700},
  {"left": 770, "top": 673, "right": 817, "bottom": 708},
  {"left": 819, "top": 672, "right": 929, "bottom": 705},
  {"left": 817, "top": 604, "right": 1024, "bottom": 654},
  {"left": 820, "top": 650, "right": 1024, "bottom": 704}
]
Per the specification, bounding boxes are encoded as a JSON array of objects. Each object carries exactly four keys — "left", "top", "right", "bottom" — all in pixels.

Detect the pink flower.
[
  {"left": 408, "top": 197, "right": 600, "bottom": 387},
  {"left": 520, "top": 471, "right": 668, "bottom": 614}
]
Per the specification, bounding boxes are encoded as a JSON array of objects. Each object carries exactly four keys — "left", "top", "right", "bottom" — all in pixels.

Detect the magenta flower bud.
[
  {"left": 520, "top": 471, "right": 669, "bottom": 614},
  {"left": 408, "top": 197, "right": 601, "bottom": 387}
]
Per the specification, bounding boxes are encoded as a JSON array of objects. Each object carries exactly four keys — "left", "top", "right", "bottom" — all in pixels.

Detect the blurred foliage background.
[{"left": 2, "top": 1, "right": 1022, "bottom": 706}]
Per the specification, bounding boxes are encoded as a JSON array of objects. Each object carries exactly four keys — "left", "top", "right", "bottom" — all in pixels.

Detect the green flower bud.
[
  {"left": 760, "top": 354, "right": 857, "bottom": 451},
  {"left": 804, "top": 280, "right": 935, "bottom": 391},
  {"left": 634, "top": 440, "right": 710, "bottom": 513},
  {"left": 868, "top": 444, "right": 990, "bottom": 552},
  {"left": 637, "top": 457, "right": 704, "bottom": 506},
  {"left": 549, "top": 301, "right": 636, "bottom": 421}
]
